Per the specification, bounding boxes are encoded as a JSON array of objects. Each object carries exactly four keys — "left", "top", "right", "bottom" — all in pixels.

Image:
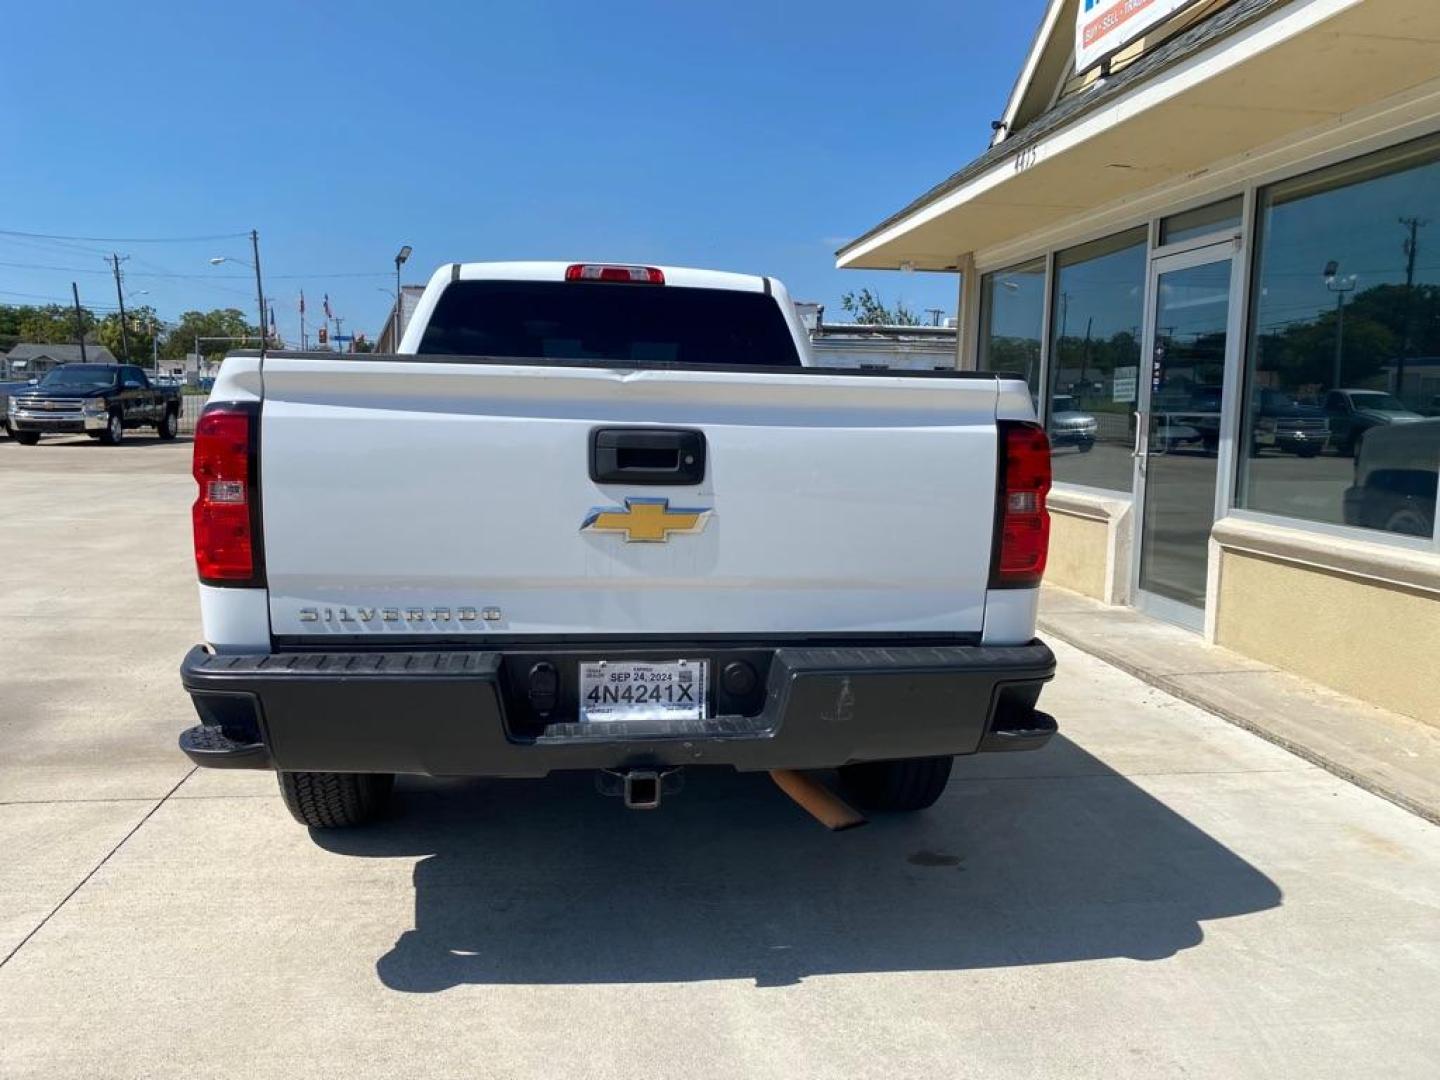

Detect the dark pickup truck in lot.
[
  {"left": 8, "top": 363, "right": 182, "bottom": 445},
  {"left": 1250, "top": 388, "right": 1330, "bottom": 457}
]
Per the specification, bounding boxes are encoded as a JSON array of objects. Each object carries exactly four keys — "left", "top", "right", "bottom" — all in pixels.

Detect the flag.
[
  {"left": 299, "top": 290, "right": 305, "bottom": 315},
  {"left": 269, "top": 304, "right": 277, "bottom": 333},
  {"left": 323, "top": 293, "right": 332, "bottom": 320}
]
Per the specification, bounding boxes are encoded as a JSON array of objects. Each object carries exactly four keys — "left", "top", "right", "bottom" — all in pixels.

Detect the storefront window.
[
  {"left": 1046, "top": 228, "right": 1146, "bottom": 490},
  {"left": 978, "top": 259, "right": 1045, "bottom": 406},
  {"left": 1160, "top": 196, "right": 1243, "bottom": 246},
  {"left": 1239, "top": 136, "right": 1440, "bottom": 540}
]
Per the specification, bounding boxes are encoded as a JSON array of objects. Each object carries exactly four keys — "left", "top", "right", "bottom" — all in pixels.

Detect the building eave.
[{"left": 836, "top": 0, "right": 1434, "bottom": 271}]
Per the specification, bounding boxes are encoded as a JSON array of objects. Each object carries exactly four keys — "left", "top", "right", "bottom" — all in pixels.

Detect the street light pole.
[
  {"left": 394, "top": 245, "right": 412, "bottom": 351},
  {"left": 1323, "top": 260, "right": 1357, "bottom": 389},
  {"left": 210, "top": 238, "right": 270, "bottom": 358}
]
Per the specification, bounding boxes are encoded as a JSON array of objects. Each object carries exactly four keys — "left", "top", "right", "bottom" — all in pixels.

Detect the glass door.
[{"left": 1133, "top": 245, "right": 1236, "bottom": 629}]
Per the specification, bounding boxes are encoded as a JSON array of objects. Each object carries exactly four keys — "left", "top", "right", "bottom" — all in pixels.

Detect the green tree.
[
  {"left": 0, "top": 303, "right": 96, "bottom": 345},
  {"left": 1253, "top": 282, "right": 1440, "bottom": 395},
  {"left": 97, "top": 305, "right": 161, "bottom": 365},
  {"left": 162, "top": 308, "right": 261, "bottom": 366},
  {"left": 839, "top": 288, "right": 920, "bottom": 326}
]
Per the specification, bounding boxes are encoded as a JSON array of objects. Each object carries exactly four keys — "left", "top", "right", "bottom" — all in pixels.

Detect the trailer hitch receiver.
[{"left": 595, "top": 767, "right": 685, "bottom": 810}]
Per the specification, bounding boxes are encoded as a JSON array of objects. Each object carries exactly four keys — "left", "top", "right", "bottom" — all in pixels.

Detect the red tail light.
[
  {"left": 565, "top": 263, "right": 665, "bottom": 284},
  {"left": 991, "top": 421, "right": 1051, "bottom": 588},
  {"left": 193, "top": 404, "right": 263, "bottom": 585}
]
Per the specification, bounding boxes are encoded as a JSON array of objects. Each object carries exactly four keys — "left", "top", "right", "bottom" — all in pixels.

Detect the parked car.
[
  {"left": 1250, "top": 388, "right": 1329, "bottom": 457},
  {"left": 8, "top": 363, "right": 182, "bottom": 445},
  {"left": 1322, "top": 388, "right": 1426, "bottom": 457},
  {"left": 1048, "top": 394, "right": 1097, "bottom": 451},
  {"left": 1183, "top": 386, "right": 1224, "bottom": 452},
  {"left": 1150, "top": 385, "right": 1220, "bottom": 453},
  {"left": 1343, "top": 418, "right": 1439, "bottom": 537},
  {"left": 177, "top": 260, "right": 1059, "bottom": 829}
]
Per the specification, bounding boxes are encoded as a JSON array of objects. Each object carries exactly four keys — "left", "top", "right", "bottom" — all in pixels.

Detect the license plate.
[{"left": 578, "top": 659, "right": 708, "bottom": 723}]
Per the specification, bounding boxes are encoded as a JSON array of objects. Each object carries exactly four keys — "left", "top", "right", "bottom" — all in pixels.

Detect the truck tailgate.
[{"left": 257, "top": 355, "right": 1000, "bottom": 639}]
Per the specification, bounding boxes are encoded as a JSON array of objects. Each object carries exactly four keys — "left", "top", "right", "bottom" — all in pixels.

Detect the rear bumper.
[{"left": 178, "top": 639, "right": 1056, "bottom": 776}]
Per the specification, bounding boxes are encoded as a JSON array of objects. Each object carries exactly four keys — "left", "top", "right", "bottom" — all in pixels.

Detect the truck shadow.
[{"left": 313, "top": 735, "right": 1282, "bottom": 992}]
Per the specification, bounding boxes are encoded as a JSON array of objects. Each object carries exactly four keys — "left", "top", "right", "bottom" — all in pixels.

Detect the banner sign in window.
[{"left": 1076, "top": 0, "right": 1196, "bottom": 71}]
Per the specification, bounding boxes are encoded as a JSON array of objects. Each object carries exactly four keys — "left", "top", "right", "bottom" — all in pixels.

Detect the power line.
[
  {"left": 0, "top": 259, "right": 109, "bottom": 275},
  {"left": 0, "top": 256, "right": 393, "bottom": 282},
  {"left": 0, "top": 227, "right": 250, "bottom": 244},
  {"left": 0, "top": 287, "right": 120, "bottom": 309}
]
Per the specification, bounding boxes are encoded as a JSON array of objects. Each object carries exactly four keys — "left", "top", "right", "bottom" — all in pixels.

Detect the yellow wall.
[
  {"left": 1216, "top": 550, "right": 1440, "bottom": 724},
  {"left": 1046, "top": 510, "right": 1110, "bottom": 601}
]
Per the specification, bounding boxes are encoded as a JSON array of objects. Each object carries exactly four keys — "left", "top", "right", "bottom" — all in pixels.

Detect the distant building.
[
  {"left": 376, "top": 286, "right": 426, "bottom": 353},
  {"left": 808, "top": 321, "right": 958, "bottom": 371},
  {"left": 3, "top": 343, "right": 117, "bottom": 379}
]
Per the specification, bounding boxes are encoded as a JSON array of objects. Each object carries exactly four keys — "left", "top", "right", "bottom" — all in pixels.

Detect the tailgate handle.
[{"left": 590, "top": 428, "right": 706, "bottom": 485}]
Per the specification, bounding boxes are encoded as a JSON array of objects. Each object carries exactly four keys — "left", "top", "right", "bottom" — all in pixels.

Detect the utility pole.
[
  {"left": 250, "top": 229, "right": 268, "bottom": 359},
  {"left": 71, "top": 282, "right": 88, "bottom": 362},
  {"left": 334, "top": 315, "right": 345, "bottom": 353},
  {"left": 106, "top": 253, "right": 131, "bottom": 360},
  {"left": 1397, "top": 216, "right": 1429, "bottom": 399}
]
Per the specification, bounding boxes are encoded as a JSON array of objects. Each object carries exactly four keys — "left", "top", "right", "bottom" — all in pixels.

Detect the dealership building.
[{"left": 839, "top": 0, "right": 1440, "bottom": 723}]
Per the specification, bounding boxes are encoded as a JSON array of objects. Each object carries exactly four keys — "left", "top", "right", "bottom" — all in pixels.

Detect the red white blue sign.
[{"left": 1076, "top": 0, "right": 1197, "bottom": 71}]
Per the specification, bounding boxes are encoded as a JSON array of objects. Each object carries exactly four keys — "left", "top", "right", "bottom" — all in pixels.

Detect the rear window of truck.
[{"left": 416, "top": 281, "right": 801, "bottom": 368}]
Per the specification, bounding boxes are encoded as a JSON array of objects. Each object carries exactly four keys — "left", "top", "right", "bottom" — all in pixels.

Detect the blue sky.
[{"left": 0, "top": 0, "right": 1044, "bottom": 345}]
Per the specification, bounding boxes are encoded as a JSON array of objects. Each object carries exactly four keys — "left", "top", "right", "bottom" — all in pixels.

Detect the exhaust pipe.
[{"left": 769, "top": 770, "right": 867, "bottom": 831}]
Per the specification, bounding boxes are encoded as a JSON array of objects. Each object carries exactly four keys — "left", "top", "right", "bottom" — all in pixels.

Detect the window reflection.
[
  {"left": 1160, "top": 196, "right": 1243, "bottom": 247},
  {"left": 1240, "top": 136, "right": 1440, "bottom": 539},
  {"left": 978, "top": 259, "right": 1045, "bottom": 405},
  {"left": 1047, "top": 229, "right": 1146, "bottom": 491},
  {"left": 1139, "top": 259, "right": 1233, "bottom": 609}
]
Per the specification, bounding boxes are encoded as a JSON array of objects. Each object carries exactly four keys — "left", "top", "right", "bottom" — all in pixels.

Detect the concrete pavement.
[{"left": 2, "top": 434, "right": 1439, "bottom": 1079}]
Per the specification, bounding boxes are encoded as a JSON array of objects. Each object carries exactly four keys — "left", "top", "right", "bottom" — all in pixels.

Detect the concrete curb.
[{"left": 1038, "top": 589, "right": 1440, "bottom": 828}]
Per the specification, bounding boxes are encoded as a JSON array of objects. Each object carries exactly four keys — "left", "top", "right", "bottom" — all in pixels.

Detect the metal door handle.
[{"left": 1133, "top": 410, "right": 1149, "bottom": 478}]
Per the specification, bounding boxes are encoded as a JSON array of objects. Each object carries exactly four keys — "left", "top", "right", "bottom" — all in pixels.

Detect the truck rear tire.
[
  {"left": 840, "top": 755, "right": 953, "bottom": 812},
  {"left": 277, "top": 771, "right": 394, "bottom": 828}
]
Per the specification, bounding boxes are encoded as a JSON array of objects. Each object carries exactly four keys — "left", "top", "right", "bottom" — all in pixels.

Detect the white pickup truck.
[{"left": 178, "top": 261, "right": 1057, "bottom": 827}]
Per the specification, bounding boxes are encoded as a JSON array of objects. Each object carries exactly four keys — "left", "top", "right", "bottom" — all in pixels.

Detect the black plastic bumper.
[
  {"left": 11, "top": 418, "right": 89, "bottom": 433},
  {"left": 178, "top": 640, "right": 1057, "bottom": 776}
]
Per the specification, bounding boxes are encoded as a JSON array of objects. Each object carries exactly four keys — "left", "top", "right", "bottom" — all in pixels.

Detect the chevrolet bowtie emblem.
[{"left": 580, "top": 498, "right": 712, "bottom": 543}]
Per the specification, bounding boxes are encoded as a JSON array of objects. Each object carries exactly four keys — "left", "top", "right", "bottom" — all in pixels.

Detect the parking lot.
[{"left": 2, "top": 434, "right": 1439, "bottom": 1079}]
